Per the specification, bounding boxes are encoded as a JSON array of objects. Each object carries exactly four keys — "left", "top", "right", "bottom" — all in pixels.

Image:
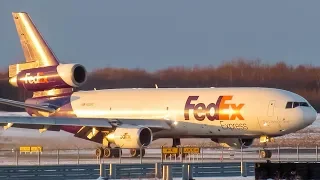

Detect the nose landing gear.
[
  {"left": 259, "top": 149, "right": 272, "bottom": 158},
  {"left": 259, "top": 135, "right": 274, "bottom": 159}
]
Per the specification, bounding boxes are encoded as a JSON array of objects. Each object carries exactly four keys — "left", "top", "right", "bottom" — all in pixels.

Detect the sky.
[{"left": 1, "top": 1, "right": 320, "bottom": 72}]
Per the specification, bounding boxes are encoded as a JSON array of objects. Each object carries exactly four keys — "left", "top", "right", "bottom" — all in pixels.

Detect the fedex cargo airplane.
[{"left": 0, "top": 12, "right": 316, "bottom": 159}]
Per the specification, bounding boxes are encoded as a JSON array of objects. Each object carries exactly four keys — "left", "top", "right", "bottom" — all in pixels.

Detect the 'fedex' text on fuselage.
[{"left": 184, "top": 95, "right": 244, "bottom": 121}]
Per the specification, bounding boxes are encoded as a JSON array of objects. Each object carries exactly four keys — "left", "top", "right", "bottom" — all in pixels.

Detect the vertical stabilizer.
[
  {"left": 9, "top": 12, "right": 59, "bottom": 77},
  {"left": 8, "top": 12, "right": 84, "bottom": 97}
]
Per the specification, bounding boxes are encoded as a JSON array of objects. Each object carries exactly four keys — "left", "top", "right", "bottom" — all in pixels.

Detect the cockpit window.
[
  {"left": 285, "top": 102, "right": 293, "bottom": 109},
  {"left": 299, "top": 102, "right": 309, "bottom": 107},
  {"left": 285, "top": 101, "right": 310, "bottom": 108}
]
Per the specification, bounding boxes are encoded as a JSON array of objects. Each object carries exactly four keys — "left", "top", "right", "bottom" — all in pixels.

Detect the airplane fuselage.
[{"left": 25, "top": 87, "right": 317, "bottom": 140}]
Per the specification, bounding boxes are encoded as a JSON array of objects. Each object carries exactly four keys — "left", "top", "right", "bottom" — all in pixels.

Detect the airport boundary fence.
[
  {"left": 0, "top": 162, "right": 255, "bottom": 179},
  {"left": 0, "top": 146, "right": 319, "bottom": 166}
]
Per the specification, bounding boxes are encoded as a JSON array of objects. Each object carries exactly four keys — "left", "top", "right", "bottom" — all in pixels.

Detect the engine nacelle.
[
  {"left": 9, "top": 64, "right": 87, "bottom": 91},
  {"left": 106, "top": 125, "right": 153, "bottom": 149},
  {"left": 211, "top": 138, "right": 254, "bottom": 149}
]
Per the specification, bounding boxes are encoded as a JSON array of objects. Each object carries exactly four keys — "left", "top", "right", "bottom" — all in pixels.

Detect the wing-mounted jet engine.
[{"left": 92, "top": 125, "right": 153, "bottom": 158}]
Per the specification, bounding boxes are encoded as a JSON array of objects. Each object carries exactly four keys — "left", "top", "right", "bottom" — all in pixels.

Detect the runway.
[{"left": 0, "top": 147, "right": 318, "bottom": 165}]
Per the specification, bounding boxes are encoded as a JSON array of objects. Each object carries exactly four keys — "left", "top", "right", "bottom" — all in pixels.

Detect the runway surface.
[{"left": 0, "top": 147, "right": 318, "bottom": 165}]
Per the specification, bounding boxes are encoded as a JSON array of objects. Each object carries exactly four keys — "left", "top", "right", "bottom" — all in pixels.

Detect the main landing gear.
[
  {"left": 259, "top": 135, "right": 274, "bottom": 159},
  {"left": 95, "top": 147, "right": 146, "bottom": 158},
  {"left": 95, "top": 147, "right": 122, "bottom": 158},
  {"left": 129, "top": 148, "right": 145, "bottom": 158}
]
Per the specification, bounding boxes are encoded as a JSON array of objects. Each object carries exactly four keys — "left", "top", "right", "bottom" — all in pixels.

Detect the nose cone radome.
[{"left": 304, "top": 107, "right": 317, "bottom": 127}]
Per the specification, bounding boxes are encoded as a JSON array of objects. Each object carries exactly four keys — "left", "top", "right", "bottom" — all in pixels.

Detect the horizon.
[{"left": 0, "top": 58, "right": 318, "bottom": 74}]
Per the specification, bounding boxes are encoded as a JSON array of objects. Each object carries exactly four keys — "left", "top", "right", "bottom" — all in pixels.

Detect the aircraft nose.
[{"left": 304, "top": 108, "right": 317, "bottom": 126}]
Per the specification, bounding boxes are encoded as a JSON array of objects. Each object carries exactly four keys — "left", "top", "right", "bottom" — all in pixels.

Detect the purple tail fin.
[
  {"left": 8, "top": 12, "right": 87, "bottom": 97},
  {"left": 9, "top": 12, "right": 59, "bottom": 78}
]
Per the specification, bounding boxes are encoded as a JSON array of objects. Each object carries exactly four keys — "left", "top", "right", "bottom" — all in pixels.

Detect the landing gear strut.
[{"left": 259, "top": 135, "right": 274, "bottom": 159}]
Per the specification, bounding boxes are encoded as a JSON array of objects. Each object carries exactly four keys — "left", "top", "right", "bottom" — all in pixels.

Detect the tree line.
[{"left": 1, "top": 58, "right": 320, "bottom": 112}]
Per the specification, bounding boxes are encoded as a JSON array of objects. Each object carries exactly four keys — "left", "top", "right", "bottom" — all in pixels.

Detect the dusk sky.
[{"left": 1, "top": 1, "right": 320, "bottom": 72}]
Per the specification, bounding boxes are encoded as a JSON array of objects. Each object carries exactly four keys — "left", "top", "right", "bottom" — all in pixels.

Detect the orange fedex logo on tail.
[{"left": 184, "top": 96, "right": 244, "bottom": 121}]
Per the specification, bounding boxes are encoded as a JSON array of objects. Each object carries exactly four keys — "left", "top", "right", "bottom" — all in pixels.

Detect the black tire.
[
  {"left": 112, "top": 147, "right": 122, "bottom": 158},
  {"left": 260, "top": 150, "right": 272, "bottom": 158},
  {"left": 130, "top": 149, "right": 140, "bottom": 157},
  {"left": 266, "top": 150, "right": 272, "bottom": 158},
  {"left": 95, "top": 147, "right": 103, "bottom": 158},
  {"left": 104, "top": 148, "right": 112, "bottom": 158},
  {"left": 260, "top": 150, "right": 267, "bottom": 158}
]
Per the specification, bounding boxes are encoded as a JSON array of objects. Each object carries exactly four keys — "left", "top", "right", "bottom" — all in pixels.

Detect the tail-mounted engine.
[{"left": 9, "top": 64, "right": 87, "bottom": 91}]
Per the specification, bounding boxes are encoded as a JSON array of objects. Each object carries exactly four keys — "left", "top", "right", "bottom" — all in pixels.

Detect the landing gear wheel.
[
  {"left": 130, "top": 149, "right": 139, "bottom": 157},
  {"left": 260, "top": 150, "right": 272, "bottom": 158},
  {"left": 130, "top": 149, "right": 145, "bottom": 157},
  {"left": 104, "top": 147, "right": 112, "bottom": 158},
  {"left": 266, "top": 150, "right": 272, "bottom": 158},
  {"left": 95, "top": 147, "right": 103, "bottom": 158},
  {"left": 112, "top": 147, "right": 122, "bottom": 158}
]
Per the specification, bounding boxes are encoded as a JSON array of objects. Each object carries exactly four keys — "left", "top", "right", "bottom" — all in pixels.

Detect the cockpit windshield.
[{"left": 286, "top": 101, "right": 310, "bottom": 109}]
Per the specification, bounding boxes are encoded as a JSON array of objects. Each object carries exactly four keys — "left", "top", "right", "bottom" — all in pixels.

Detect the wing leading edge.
[
  {"left": 0, "top": 116, "right": 172, "bottom": 131},
  {"left": 0, "top": 98, "right": 55, "bottom": 113}
]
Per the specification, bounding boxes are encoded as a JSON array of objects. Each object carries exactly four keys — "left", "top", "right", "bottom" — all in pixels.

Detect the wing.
[
  {"left": 0, "top": 115, "right": 172, "bottom": 143},
  {"left": 0, "top": 98, "right": 55, "bottom": 113},
  {"left": 0, "top": 116, "right": 172, "bottom": 131},
  {"left": 0, "top": 97, "right": 172, "bottom": 143},
  {"left": 0, "top": 97, "right": 172, "bottom": 131}
]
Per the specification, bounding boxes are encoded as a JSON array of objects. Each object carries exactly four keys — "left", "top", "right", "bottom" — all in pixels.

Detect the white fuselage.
[{"left": 68, "top": 87, "right": 317, "bottom": 139}]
